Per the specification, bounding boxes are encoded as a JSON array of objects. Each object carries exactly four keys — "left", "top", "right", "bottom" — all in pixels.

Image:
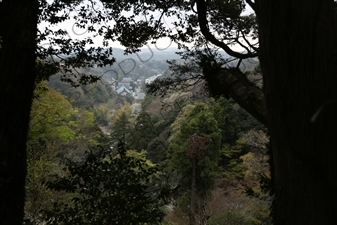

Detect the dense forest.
[
  {"left": 1, "top": 0, "right": 337, "bottom": 224},
  {"left": 23, "top": 54, "right": 272, "bottom": 224}
]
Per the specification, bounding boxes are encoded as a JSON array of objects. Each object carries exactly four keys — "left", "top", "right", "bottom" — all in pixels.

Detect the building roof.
[
  {"left": 121, "top": 77, "right": 132, "bottom": 83},
  {"left": 116, "top": 85, "right": 132, "bottom": 95}
]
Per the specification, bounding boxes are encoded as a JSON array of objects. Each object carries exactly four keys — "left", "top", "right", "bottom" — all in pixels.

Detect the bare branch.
[
  {"left": 235, "top": 36, "right": 252, "bottom": 53},
  {"left": 236, "top": 58, "right": 243, "bottom": 69},
  {"left": 154, "top": 9, "right": 166, "bottom": 30},
  {"left": 240, "top": 30, "right": 259, "bottom": 52}
]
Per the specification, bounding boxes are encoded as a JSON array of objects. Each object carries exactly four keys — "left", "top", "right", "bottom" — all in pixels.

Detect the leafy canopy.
[{"left": 43, "top": 142, "right": 170, "bottom": 225}]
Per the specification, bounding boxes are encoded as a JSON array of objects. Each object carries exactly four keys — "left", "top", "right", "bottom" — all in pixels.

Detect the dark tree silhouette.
[
  {"left": 256, "top": 1, "right": 337, "bottom": 224},
  {"left": 0, "top": 1, "right": 38, "bottom": 224}
]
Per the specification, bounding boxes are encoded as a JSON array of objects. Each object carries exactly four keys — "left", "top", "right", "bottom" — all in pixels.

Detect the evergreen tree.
[
  {"left": 129, "top": 111, "right": 156, "bottom": 151},
  {"left": 111, "top": 112, "right": 131, "bottom": 145},
  {"left": 168, "top": 103, "right": 221, "bottom": 224},
  {"left": 110, "top": 103, "right": 132, "bottom": 145}
]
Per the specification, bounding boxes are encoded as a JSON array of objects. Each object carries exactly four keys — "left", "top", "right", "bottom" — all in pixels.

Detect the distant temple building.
[
  {"left": 116, "top": 85, "right": 132, "bottom": 96},
  {"left": 117, "top": 77, "right": 133, "bottom": 91},
  {"left": 115, "top": 77, "right": 146, "bottom": 100}
]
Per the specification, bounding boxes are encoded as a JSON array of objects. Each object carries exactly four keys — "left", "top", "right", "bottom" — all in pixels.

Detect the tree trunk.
[
  {"left": 0, "top": 1, "right": 38, "bottom": 224},
  {"left": 190, "top": 157, "right": 197, "bottom": 225},
  {"left": 256, "top": 1, "right": 337, "bottom": 224}
]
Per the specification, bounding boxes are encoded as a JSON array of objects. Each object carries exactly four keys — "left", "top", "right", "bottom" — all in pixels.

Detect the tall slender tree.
[{"left": 168, "top": 103, "right": 221, "bottom": 224}]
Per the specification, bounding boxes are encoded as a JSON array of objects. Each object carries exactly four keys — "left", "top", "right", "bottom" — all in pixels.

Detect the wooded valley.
[
  {"left": 1, "top": 1, "right": 336, "bottom": 224},
  {"left": 24, "top": 53, "right": 271, "bottom": 224}
]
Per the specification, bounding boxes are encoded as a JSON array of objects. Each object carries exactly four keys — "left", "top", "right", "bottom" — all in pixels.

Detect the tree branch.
[
  {"left": 204, "top": 67, "right": 267, "bottom": 127},
  {"left": 195, "top": 0, "right": 258, "bottom": 59},
  {"left": 235, "top": 36, "right": 252, "bottom": 53},
  {"left": 240, "top": 30, "right": 259, "bottom": 52}
]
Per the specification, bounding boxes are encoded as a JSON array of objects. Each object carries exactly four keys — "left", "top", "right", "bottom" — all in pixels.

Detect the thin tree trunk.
[
  {"left": 190, "top": 157, "right": 197, "bottom": 225},
  {"left": 0, "top": 1, "right": 38, "bottom": 224},
  {"left": 256, "top": 1, "right": 337, "bottom": 224}
]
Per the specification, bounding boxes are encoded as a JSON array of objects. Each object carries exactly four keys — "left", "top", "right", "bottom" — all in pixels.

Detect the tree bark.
[
  {"left": 0, "top": 1, "right": 38, "bottom": 224},
  {"left": 256, "top": 1, "right": 337, "bottom": 224}
]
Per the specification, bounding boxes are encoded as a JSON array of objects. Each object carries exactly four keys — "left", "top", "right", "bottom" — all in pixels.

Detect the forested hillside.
[
  {"left": 2, "top": 1, "right": 336, "bottom": 224},
  {"left": 25, "top": 52, "right": 271, "bottom": 224}
]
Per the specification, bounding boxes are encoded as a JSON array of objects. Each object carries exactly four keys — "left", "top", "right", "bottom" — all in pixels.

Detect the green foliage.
[
  {"left": 1, "top": 0, "right": 266, "bottom": 224},
  {"left": 28, "top": 81, "right": 105, "bottom": 156},
  {"left": 168, "top": 103, "right": 222, "bottom": 202},
  {"left": 169, "top": 104, "right": 198, "bottom": 141},
  {"left": 129, "top": 111, "right": 157, "bottom": 151},
  {"left": 42, "top": 142, "right": 170, "bottom": 224},
  {"left": 220, "top": 140, "right": 246, "bottom": 180},
  {"left": 235, "top": 106, "right": 265, "bottom": 134},
  {"left": 147, "top": 136, "right": 168, "bottom": 164},
  {"left": 92, "top": 105, "right": 110, "bottom": 125},
  {"left": 48, "top": 75, "right": 115, "bottom": 108},
  {"left": 111, "top": 104, "right": 132, "bottom": 144},
  {"left": 25, "top": 83, "right": 110, "bottom": 221},
  {"left": 209, "top": 97, "right": 241, "bottom": 145},
  {"left": 25, "top": 150, "right": 58, "bottom": 218},
  {"left": 28, "top": 81, "right": 76, "bottom": 157},
  {"left": 32, "top": 2, "right": 263, "bottom": 222}
]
